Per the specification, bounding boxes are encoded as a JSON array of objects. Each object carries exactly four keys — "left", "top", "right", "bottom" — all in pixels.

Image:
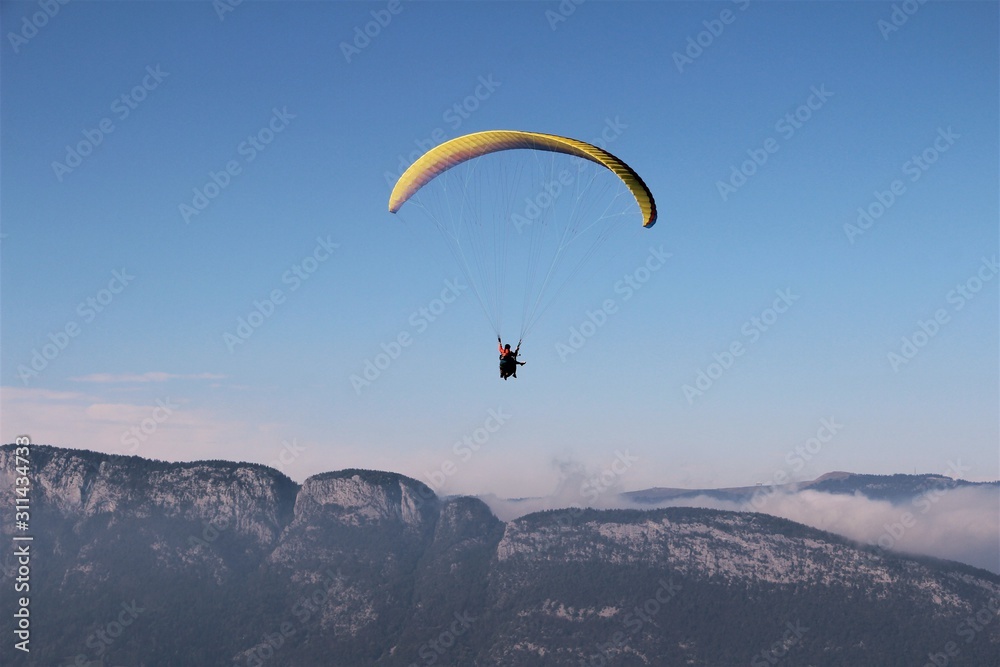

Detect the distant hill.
[
  {"left": 623, "top": 470, "right": 999, "bottom": 505},
  {"left": 1, "top": 445, "right": 999, "bottom": 666}
]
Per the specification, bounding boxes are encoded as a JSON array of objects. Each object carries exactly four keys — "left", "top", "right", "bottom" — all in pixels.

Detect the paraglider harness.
[{"left": 498, "top": 338, "right": 523, "bottom": 380}]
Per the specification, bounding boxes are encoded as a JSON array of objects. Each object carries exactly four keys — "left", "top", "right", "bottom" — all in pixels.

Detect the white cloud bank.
[{"left": 481, "top": 461, "right": 1000, "bottom": 574}]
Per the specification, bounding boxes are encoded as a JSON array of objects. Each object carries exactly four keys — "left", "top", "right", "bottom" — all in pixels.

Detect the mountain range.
[
  {"left": 623, "top": 470, "right": 997, "bottom": 505},
  {"left": 1, "top": 444, "right": 998, "bottom": 666}
]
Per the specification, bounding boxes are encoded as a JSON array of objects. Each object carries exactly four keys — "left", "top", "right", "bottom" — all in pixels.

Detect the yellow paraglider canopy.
[{"left": 388, "top": 130, "right": 657, "bottom": 227}]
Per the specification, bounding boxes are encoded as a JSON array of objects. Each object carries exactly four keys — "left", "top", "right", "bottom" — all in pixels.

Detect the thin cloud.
[
  {"left": 479, "top": 477, "right": 1000, "bottom": 575},
  {"left": 71, "top": 372, "right": 226, "bottom": 384},
  {"left": 0, "top": 386, "right": 278, "bottom": 468},
  {"left": 640, "top": 488, "right": 998, "bottom": 574},
  {"left": 481, "top": 454, "right": 643, "bottom": 521}
]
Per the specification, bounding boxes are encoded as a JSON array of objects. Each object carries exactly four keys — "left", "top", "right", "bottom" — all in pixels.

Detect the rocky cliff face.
[
  {"left": 480, "top": 507, "right": 1000, "bottom": 665},
  {"left": 5, "top": 445, "right": 298, "bottom": 539},
  {"left": 1, "top": 444, "right": 998, "bottom": 667}
]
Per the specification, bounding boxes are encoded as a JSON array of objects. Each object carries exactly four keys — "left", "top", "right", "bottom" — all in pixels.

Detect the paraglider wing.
[{"left": 388, "top": 130, "right": 657, "bottom": 227}]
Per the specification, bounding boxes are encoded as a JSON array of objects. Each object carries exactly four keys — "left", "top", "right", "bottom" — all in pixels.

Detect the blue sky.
[{"left": 2, "top": 0, "right": 997, "bottom": 500}]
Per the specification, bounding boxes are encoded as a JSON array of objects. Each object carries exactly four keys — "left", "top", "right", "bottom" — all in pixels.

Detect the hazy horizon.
[
  {"left": 3, "top": 2, "right": 997, "bottom": 500},
  {"left": 7, "top": 441, "right": 998, "bottom": 575}
]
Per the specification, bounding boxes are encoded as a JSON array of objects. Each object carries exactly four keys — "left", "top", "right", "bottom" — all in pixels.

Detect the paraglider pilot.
[{"left": 498, "top": 337, "right": 525, "bottom": 380}]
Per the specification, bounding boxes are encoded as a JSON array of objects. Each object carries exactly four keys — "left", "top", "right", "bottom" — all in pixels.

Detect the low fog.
[{"left": 480, "top": 461, "right": 1000, "bottom": 574}]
